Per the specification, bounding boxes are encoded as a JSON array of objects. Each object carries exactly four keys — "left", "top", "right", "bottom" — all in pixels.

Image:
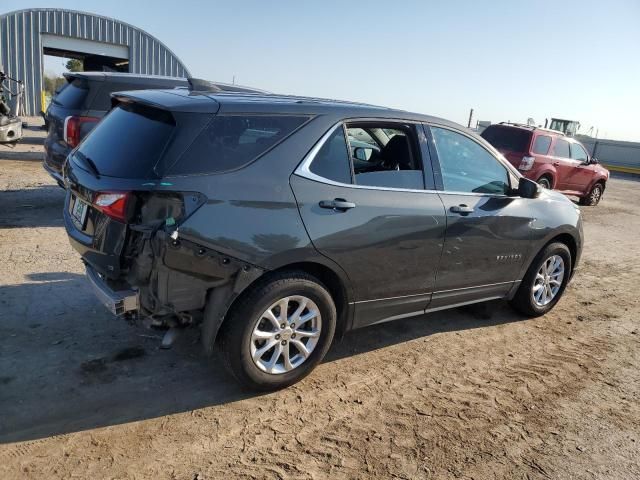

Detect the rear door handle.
[
  {"left": 319, "top": 198, "right": 356, "bottom": 211},
  {"left": 450, "top": 204, "right": 474, "bottom": 214}
]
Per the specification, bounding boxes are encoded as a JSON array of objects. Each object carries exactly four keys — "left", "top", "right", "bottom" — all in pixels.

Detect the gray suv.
[{"left": 62, "top": 86, "right": 583, "bottom": 390}]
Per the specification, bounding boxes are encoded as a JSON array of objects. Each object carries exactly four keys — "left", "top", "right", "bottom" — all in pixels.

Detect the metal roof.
[{"left": 0, "top": 8, "right": 190, "bottom": 115}]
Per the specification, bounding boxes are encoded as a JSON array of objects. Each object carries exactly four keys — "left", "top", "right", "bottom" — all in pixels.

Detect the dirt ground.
[{"left": 0, "top": 123, "right": 638, "bottom": 480}]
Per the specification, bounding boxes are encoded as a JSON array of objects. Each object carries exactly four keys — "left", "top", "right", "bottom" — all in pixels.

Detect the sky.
[{"left": 6, "top": 0, "right": 640, "bottom": 141}]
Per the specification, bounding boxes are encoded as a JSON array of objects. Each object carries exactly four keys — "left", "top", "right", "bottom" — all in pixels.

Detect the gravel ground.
[{"left": 0, "top": 123, "right": 638, "bottom": 479}]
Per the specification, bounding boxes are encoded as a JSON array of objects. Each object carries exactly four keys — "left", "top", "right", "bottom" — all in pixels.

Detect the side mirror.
[
  {"left": 517, "top": 177, "right": 540, "bottom": 199},
  {"left": 590, "top": 157, "right": 599, "bottom": 164}
]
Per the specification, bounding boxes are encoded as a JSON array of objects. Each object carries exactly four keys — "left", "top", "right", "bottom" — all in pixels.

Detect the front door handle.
[
  {"left": 319, "top": 198, "right": 356, "bottom": 211},
  {"left": 450, "top": 204, "right": 474, "bottom": 214}
]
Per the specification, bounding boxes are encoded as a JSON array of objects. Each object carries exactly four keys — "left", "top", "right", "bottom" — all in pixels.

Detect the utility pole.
[
  {"left": 232, "top": 75, "right": 236, "bottom": 85},
  {"left": 467, "top": 108, "right": 474, "bottom": 128}
]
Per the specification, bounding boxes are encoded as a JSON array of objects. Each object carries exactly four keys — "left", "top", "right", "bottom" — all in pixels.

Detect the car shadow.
[
  {"left": 0, "top": 184, "right": 65, "bottom": 229},
  {"left": 0, "top": 272, "right": 524, "bottom": 444}
]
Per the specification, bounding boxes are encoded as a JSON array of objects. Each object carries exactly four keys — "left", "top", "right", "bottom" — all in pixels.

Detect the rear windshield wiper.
[{"left": 74, "top": 151, "right": 100, "bottom": 178}]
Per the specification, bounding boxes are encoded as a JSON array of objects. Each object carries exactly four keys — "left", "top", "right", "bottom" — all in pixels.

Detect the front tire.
[
  {"left": 218, "top": 271, "right": 336, "bottom": 391},
  {"left": 509, "top": 242, "right": 572, "bottom": 317},
  {"left": 579, "top": 182, "right": 604, "bottom": 206}
]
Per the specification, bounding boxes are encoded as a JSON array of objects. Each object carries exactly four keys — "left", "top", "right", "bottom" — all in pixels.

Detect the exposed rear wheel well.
[{"left": 220, "top": 262, "right": 350, "bottom": 341}]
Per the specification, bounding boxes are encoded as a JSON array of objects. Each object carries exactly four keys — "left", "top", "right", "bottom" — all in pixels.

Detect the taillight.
[
  {"left": 64, "top": 116, "right": 99, "bottom": 148},
  {"left": 519, "top": 156, "right": 535, "bottom": 171},
  {"left": 94, "top": 192, "right": 131, "bottom": 222}
]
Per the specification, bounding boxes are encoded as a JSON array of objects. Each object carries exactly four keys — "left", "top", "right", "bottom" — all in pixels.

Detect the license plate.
[{"left": 70, "top": 196, "right": 89, "bottom": 230}]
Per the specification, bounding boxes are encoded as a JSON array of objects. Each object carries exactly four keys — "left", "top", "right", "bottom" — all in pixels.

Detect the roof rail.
[
  {"left": 498, "top": 122, "right": 565, "bottom": 136},
  {"left": 498, "top": 121, "right": 534, "bottom": 129}
]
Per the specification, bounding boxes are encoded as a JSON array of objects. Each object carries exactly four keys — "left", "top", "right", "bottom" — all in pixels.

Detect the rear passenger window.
[
  {"left": 346, "top": 123, "right": 424, "bottom": 190},
  {"left": 551, "top": 139, "right": 570, "bottom": 158},
  {"left": 169, "top": 115, "right": 309, "bottom": 175},
  {"left": 309, "top": 126, "right": 352, "bottom": 184},
  {"left": 532, "top": 135, "right": 552, "bottom": 155}
]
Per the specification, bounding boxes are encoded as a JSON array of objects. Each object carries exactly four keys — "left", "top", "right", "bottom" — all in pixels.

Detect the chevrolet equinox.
[{"left": 63, "top": 87, "right": 583, "bottom": 390}]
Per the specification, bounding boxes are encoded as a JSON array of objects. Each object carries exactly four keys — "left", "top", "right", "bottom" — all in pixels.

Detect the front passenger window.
[{"left": 431, "top": 127, "right": 510, "bottom": 195}]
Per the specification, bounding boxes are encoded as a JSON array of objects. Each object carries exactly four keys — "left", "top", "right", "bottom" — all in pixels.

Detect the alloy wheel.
[
  {"left": 532, "top": 255, "right": 565, "bottom": 307},
  {"left": 590, "top": 185, "right": 602, "bottom": 204},
  {"left": 250, "top": 296, "right": 322, "bottom": 374}
]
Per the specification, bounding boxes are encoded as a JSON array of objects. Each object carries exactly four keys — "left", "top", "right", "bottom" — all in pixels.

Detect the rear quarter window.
[
  {"left": 481, "top": 126, "right": 532, "bottom": 153},
  {"left": 52, "top": 78, "right": 90, "bottom": 109},
  {"left": 168, "top": 115, "right": 310, "bottom": 175}
]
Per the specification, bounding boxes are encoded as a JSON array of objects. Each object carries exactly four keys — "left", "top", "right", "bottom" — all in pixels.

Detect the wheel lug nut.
[
  {"left": 291, "top": 323, "right": 295, "bottom": 329},
  {"left": 280, "top": 323, "right": 285, "bottom": 329},
  {"left": 275, "top": 334, "right": 280, "bottom": 340},
  {"left": 291, "top": 333, "right": 296, "bottom": 339},
  {"left": 281, "top": 340, "right": 287, "bottom": 345}
]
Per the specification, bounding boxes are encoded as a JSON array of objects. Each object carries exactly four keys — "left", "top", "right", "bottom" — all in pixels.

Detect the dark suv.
[
  {"left": 481, "top": 123, "right": 609, "bottom": 206},
  {"left": 63, "top": 88, "right": 583, "bottom": 390},
  {"left": 43, "top": 72, "right": 264, "bottom": 187}
]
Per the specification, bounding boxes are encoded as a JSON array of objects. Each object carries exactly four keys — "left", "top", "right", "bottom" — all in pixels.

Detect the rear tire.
[
  {"left": 509, "top": 242, "right": 572, "bottom": 317},
  {"left": 537, "top": 175, "right": 552, "bottom": 189},
  {"left": 579, "top": 182, "right": 604, "bottom": 206},
  {"left": 217, "top": 270, "right": 336, "bottom": 391}
]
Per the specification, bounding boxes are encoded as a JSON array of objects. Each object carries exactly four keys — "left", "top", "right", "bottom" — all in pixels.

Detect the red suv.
[{"left": 481, "top": 123, "right": 609, "bottom": 206}]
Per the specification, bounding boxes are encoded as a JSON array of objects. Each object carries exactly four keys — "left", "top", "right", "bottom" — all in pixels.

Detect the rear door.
[
  {"left": 428, "top": 125, "right": 533, "bottom": 309},
  {"left": 291, "top": 120, "right": 446, "bottom": 328},
  {"left": 63, "top": 101, "right": 180, "bottom": 277}
]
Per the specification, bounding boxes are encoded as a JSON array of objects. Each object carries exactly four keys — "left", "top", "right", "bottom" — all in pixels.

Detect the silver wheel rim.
[
  {"left": 591, "top": 186, "right": 602, "bottom": 203},
  {"left": 539, "top": 178, "right": 550, "bottom": 189},
  {"left": 250, "top": 296, "right": 322, "bottom": 374},
  {"left": 532, "top": 255, "right": 565, "bottom": 307}
]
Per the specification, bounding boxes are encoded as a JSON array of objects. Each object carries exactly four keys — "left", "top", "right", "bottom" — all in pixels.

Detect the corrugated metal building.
[{"left": 0, "top": 8, "right": 190, "bottom": 115}]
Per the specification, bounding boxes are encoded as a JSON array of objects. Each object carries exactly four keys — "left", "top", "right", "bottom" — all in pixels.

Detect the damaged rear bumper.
[{"left": 86, "top": 264, "right": 139, "bottom": 316}]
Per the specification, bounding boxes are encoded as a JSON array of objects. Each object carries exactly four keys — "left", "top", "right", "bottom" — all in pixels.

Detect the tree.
[
  {"left": 65, "top": 58, "right": 83, "bottom": 72},
  {"left": 43, "top": 75, "right": 66, "bottom": 95}
]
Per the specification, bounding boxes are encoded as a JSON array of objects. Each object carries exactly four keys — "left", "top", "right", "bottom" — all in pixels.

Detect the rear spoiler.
[{"left": 111, "top": 89, "right": 220, "bottom": 114}]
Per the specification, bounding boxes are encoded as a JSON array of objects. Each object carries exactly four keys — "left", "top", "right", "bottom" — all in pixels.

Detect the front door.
[
  {"left": 291, "top": 121, "right": 446, "bottom": 327},
  {"left": 428, "top": 125, "right": 533, "bottom": 309},
  {"left": 567, "top": 142, "right": 594, "bottom": 191}
]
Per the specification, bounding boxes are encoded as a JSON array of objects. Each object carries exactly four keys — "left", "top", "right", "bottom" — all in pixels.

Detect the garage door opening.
[{"left": 43, "top": 47, "right": 129, "bottom": 73}]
